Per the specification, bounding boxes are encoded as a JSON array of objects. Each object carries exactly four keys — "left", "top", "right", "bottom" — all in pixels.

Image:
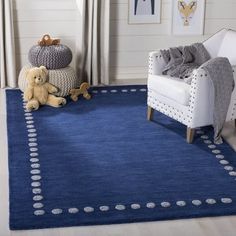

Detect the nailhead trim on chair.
[
  {"left": 187, "top": 69, "right": 211, "bottom": 125},
  {"left": 231, "top": 103, "right": 236, "bottom": 119},
  {"left": 230, "top": 69, "right": 236, "bottom": 120},
  {"left": 187, "top": 73, "right": 198, "bottom": 123},
  {"left": 149, "top": 56, "right": 153, "bottom": 75},
  {"left": 148, "top": 52, "right": 163, "bottom": 76},
  {"left": 148, "top": 89, "right": 190, "bottom": 126}
]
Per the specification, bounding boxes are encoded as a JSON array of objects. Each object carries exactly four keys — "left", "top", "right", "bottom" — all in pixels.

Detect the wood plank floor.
[{"left": 1, "top": 88, "right": 236, "bottom": 236}]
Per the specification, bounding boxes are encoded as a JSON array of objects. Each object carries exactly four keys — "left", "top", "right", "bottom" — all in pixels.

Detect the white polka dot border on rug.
[
  {"left": 206, "top": 198, "right": 216, "bottom": 205},
  {"left": 131, "top": 204, "right": 141, "bottom": 210},
  {"left": 192, "top": 200, "right": 202, "bottom": 206},
  {"left": 140, "top": 88, "right": 147, "bottom": 92},
  {"left": 68, "top": 208, "right": 79, "bottom": 214},
  {"left": 220, "top": 160, "right": 229, "bottom": 165},
  {"left": 31, "top": 175, "right": 41, "bottom": 181},
  {"left": 31, "top": 163, "right": 40, "bottom": 168},
  {"left": 30, "top": 169, "right": 40, "bottom": 175},
  {"left": 33, "top": 203, "right": 44, "bottom": 209},
  {"left": 204, "top": 140, "right": 212, "bottom": 144},
  {"left": 224, "top": 166, "right": 234, "bottom": 171},
  {"left": 146, "top": 202, "right": 156, "bottom": 208},
  {"left": 221, "top": 198, "right": 232, "bottom": 204},
  {"left": 84, "top": 207, "right": 94, "bottom": 213},
  {"left": 176, "top": 201, "right": 186, "bottom": 207},
  {"left": 196, "top": 130, "right": 204, "bottom": 134},
  {"left": 115, "top": 204, "right": 126, "bottom": 211},
  {"left": 52, "top": 208, "right": 63, "bottom": 215},
  {"left": 31, "top": 182, "right": 41, "bottom": 187},
  {"left": 208, "top": 145, "right": 216, "bottom": 149},
  {"left": 161, "top": 202, "right": 171, "bottom": 208},
  {"left": 21, "top": 94, "right": 45, "bottom": 216},
  {"left": 99, "top": 206, "right": 109, "bottom": 212},
  {"left": 32, "top": 188, "right": 42, "bottom": 194},
  {"left": 216, "top": 154, "right": 224, "bottom": 159},
  {"left": 200, "top": 130, "right": 236, "bottom": 181},
  {"left": 33, "top": 195, "right": 43, "bottom": 201},
  {"left": 212, "top": 150, "right": 221, "bottom": 154},
  {"left": 19, "top": 99, "right": 236, "bottom": 217},
  {"left": 34, "top": 210, "right": 45, "bottom": 216},
  {"left": 229, "top": 171, "right": 236, "bottom": 176}
]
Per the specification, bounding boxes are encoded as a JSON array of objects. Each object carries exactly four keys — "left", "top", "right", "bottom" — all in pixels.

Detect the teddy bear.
[{"left": 24, "top": 66, "right": 66, "bottom": 111}]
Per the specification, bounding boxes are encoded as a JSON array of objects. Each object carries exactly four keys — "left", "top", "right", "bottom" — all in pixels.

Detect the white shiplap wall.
[
  {"left": 110, "top": 0, "right": 236, "bottom": 82},
  {"left": 13, "top": 0, "right": 80, "bottom": 75},
  {"left": 13, "top": 0, "right": 236, "bottom": 83}
]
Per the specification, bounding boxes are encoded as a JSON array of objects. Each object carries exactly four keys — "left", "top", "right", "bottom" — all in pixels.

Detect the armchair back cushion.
[
  {"left": 203, "top": 29, "right": 236, "bottom": 66},
  {"left": 203, "top": 29, "right": 227, "bottom": 59},
  {"left": 217, "top": 30, "right": 236, "bottom": 66}
]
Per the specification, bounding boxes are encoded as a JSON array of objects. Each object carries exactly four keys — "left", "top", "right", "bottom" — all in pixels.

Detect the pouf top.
[{"left": 28, "top": 34, "right": 73, "bottom": 70}]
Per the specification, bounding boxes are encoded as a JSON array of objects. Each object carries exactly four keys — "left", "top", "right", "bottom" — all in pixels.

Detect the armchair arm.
[
  {"left": 189, "top": 66, "right": 236, "bottom": 127},
  {"left": 188, "top": 68, "right": 214, "bottom": 128},
  {"left": 148, "top": 51, "right": 166, "bottom": 76}
]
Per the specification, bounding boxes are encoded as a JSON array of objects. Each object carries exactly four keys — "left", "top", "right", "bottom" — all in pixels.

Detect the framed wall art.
[
  {"left": 172, "top": 0, "right": 205, "bottom": 35},
  {"left": 129, "top": 0, "right": 161, "bottom": 24}
]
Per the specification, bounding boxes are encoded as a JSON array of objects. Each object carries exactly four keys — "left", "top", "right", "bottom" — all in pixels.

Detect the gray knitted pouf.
[
  {"left": 18, "top": 64, "right": 80, "bottom": 97},
  {"left": 28, "top": 44, "right": 72, "bottom": 69}
]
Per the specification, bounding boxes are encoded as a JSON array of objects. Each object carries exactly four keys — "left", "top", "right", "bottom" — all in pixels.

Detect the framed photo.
[
  {"left": 129, "top": 0, "right": 161, "bottom": 24},
  {"left": 172, "top": 0, "right": 205, "bottom": 35}
]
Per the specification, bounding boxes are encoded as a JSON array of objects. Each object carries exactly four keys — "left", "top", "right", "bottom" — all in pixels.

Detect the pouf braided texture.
[
  {"left": 18, "top": 64, "right": 80, "bottom": 97},
  {"left": 28, "top": 44, "right": 72, "bottom": 69}
]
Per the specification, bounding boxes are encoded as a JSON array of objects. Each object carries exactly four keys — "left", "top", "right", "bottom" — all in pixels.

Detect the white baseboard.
[{"left": 110, "top": 78, "right": 147, "bottom": 85}]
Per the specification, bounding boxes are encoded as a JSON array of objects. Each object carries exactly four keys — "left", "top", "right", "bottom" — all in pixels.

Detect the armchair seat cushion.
[{"left": 148, "top": 75, "right": 191, "bottom": 106}]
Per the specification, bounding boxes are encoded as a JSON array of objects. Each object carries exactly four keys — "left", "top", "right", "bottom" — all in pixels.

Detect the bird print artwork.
[{"left": 178, "top": 0, "right": 197, "bottom": 26}]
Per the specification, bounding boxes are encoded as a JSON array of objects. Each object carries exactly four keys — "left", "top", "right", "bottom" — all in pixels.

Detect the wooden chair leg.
[
  {"left": 186, "top": 127, "right": 195, "bottom": 143},
  {"left": 147, "top": 106, "right": 154, "bottom": 121}
]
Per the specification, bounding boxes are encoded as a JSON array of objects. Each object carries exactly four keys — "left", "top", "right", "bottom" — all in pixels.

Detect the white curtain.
[
  {"left": 78, "top": 0, "right": 110, "bottom": 85},
  {"left": 0, "top": 0, "right": 16, "bottom": 88}
]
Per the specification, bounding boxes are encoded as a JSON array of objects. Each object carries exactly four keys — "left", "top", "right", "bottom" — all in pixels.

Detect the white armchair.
[{"left": 147, "top": 29, "right": 236, "bottom": 143}]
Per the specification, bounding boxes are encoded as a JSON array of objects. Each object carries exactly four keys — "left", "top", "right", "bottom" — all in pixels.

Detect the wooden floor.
[{"left": 1, "top": 88, "right": 236, "bottom": 236}]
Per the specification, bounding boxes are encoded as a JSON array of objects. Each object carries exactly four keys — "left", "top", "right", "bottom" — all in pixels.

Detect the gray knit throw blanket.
[
  {"left": 160, "top": 43, "right": 210, "bottom": 81},
  {"left": 200, "top": 57, "right": 234, "bottom": 144}
]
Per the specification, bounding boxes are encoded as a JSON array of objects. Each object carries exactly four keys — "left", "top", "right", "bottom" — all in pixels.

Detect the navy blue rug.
[{"left": 6, "top": 85, "right": 236, "bottom": 230}]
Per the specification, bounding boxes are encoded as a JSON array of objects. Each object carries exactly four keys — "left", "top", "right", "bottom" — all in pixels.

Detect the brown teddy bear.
[
  {"left": 38, "top": 34, "right": 60, "bottom": 46},
  {"left": 69, "top": 82, "right": 91, "bottom": 102},
  {"left": 24, "top": 66, "right": 66, "bottom": 111}
]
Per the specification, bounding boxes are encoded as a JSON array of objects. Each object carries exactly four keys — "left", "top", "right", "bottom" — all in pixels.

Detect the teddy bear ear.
[{"left": 39, "top": 66, "right": 48, "bottom": 77}]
